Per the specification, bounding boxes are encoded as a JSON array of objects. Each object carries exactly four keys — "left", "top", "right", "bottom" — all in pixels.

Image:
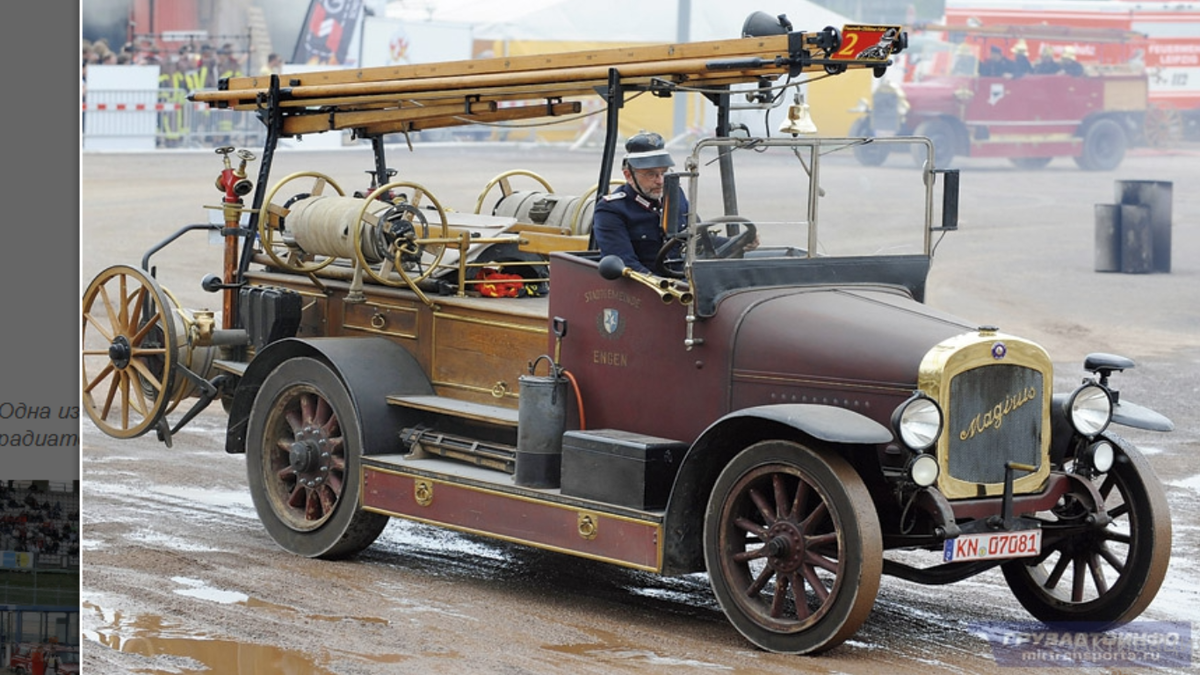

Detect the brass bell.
[{"left": 779, "top": 92, "right": 817, "bottom": 135}]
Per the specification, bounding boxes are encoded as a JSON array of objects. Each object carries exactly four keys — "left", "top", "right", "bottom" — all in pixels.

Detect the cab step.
[{"left": 387, "top": 394, "right": 519, "bottom": 427}]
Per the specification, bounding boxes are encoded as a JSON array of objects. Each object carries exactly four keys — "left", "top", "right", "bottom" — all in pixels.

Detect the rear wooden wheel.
[{"left": 246, "top": 357, "right": 387, "bottom": 559}]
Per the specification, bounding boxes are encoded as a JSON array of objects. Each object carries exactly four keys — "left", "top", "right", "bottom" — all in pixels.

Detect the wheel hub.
[
  {"left": 108, "top": 335, "right": 132, "bottom": 369},
  {"left": 764, "top": 522, "right": 806, "bottom": 574},
  {"left": 288, "top": 425, "right": 332, "bottom": 489}
]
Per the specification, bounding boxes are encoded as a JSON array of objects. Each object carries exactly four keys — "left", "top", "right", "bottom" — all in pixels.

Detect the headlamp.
[
  {"left": 891, "top": 393, "right": 943, "bottom": 451},
  {"left": 1065, "top": 383, "right": 1112, "bottom": 438}
]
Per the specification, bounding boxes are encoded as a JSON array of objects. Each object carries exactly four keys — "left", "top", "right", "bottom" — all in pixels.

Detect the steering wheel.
[
  {"left": 653, "top": 216, "right": 759, "bottom": 278},
  {"left": 705, "top": 216, "right": 759, "bottom": 259},
  {"left": 653, "top": 231, "right": 689, "bottom": 279}
]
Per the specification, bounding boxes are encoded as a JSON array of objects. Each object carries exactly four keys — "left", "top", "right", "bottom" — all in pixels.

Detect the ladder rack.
[{"left": 190, "top": 23, "right": 904, "bottom": 137}]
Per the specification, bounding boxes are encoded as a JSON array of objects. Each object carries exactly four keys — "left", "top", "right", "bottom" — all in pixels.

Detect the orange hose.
[{"left": 561, "top": 369, "right": 585, "bottom": 430}]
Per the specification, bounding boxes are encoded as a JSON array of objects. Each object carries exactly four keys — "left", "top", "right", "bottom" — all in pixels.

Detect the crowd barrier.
[{"left": 83, "top": 86, "right": 267, "bottom": 150}]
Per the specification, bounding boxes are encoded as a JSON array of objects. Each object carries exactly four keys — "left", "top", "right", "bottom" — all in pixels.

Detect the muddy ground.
[{"left": 80, "top": 142, "right": 1199, "bottom": 674}]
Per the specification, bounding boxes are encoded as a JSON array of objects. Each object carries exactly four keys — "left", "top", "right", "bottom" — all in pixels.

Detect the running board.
[{"left": 362, "top": 454, "right": 665, "bottom": 572}]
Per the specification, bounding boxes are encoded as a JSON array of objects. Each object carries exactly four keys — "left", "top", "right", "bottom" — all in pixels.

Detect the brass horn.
[
  {"left": 622, "top": 268, "right": 676, "bottom": 304},
  {"left": 597, "top": 255, "right": 694, "bottom": 305}
]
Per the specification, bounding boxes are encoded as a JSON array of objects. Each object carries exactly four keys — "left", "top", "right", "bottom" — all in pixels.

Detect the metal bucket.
[{"left": 515, "top": 355, "right": 568, "bottom": 488}]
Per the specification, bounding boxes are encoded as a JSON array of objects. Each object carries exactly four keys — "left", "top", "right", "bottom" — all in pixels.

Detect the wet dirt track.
[{"left": 81, "top": 144, "right": 1200, "bottom": 674}]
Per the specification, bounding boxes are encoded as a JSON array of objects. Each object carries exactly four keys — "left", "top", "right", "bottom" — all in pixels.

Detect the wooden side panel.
[
  {"left": 432, "top": 310, "right": 547, "bottom": 407},
  {"left": 343, "top": 299, "right": 420, "bottom": 340},
  {"left": 362, "top": 466, "right": 663, "bottom": 571}
]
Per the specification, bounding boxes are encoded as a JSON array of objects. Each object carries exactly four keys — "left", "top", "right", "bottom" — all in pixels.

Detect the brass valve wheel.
[
  {"left": 473, "top": 169, "right": 554, "bottom": 215},
  {"left": 258, "top": 171, "right": 346, "bottom": 273},
  {"left": 352, "top": 181, "right": 451, "bottom": 287}
]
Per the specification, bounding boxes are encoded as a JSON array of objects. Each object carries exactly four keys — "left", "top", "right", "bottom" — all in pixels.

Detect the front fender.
[
  {"left": 660, "top": 404, "right": 892, "bottom": 574},
  {"left": 224, "top": 337, "right": 432, "bottom": 454},
  {"left": 721, "top": 404, "right": 893, "bottom": 445}
]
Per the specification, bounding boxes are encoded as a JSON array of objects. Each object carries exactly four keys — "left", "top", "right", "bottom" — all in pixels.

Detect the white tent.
[{"left": 472, "top": 1, "right": 853, "bottom": 43}]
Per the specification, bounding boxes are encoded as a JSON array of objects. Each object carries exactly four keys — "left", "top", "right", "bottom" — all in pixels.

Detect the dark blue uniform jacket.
[{"left": 592, "top": 184, "right": 689, "bottom": 275}]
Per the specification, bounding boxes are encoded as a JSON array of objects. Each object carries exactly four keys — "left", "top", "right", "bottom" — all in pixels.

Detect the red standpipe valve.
[
  {"left": 214, "top": 146, "right": 255, "bottom": 203},
  {"left": 213, "top": 146, "right": 256, "bottom": 330}
]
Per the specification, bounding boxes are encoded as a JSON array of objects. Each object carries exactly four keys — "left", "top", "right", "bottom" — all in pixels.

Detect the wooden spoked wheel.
[
  {"left": 81, "top": 265, "right": 187, "bottom": 438},
  {"left": 352, "top": 181, "right": 451, "bottom": 287},
  {"left": 1144, "top": 104, "right": 1183, "bottom": 149},
  {"left": 258, "top": 171, "right": 345, "bottom": 273},
  {"left": 246, "top": 357, "right": 388, "bottom": 559},
  {"left": 704, "top": 440, "right": 882, "bottom": 654},
  {"left": 1002, "top": 441, "right": 1171, "bottom": 625}
]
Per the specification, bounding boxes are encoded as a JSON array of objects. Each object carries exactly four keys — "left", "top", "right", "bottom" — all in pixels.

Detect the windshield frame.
[{"left": 679, "top": 135, "right": 944, "bottom": 317}]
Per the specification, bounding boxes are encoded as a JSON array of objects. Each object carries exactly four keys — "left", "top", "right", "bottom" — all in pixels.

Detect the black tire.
[
  {"left": 912, "top": 119, "right": 956, "bottom": 168},
  {"left": 1074, "top": 118, "right": 1127, "bottom": 171},
  {"left": 1001, "top": 439, "right": 1171, "bottom": 625},
  {"left": 850, "top": 117, "right": 890, "bottom": 167},
  {"left": 1010, "top": 157, "right": 1052, "bottom": 170},
  {"left": 246, "top": 357, "right": 388, "bottom": 559},
  {"left": 704, "top": 440, "right": 882, "bottom": 654}
]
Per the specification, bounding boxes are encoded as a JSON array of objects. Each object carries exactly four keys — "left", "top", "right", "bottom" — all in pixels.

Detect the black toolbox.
[{"left": 560, "top": 429, "right": 685, "bottom": 510}]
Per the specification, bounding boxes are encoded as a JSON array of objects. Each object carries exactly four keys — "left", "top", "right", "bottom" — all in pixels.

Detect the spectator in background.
[
  {"left": 218, "top": 43, "right": 244, "bottom": 80},
  {"left": 978, "top": 45, "right": 1012, "bottom": 77},
  {"left": 1060, "top": 46, "right": 1085, "bottom": 76},
  {"left": 1033, "top": 44, "right": 1061, "bottom": 75},
  {"left": 260, "top": 52, "right": 284, "bottom": 77},
  {"left": 951, "top": 42, "right": 977, "bottom": 75},
  {"left": 1010, "top": 40, "right": 1032, "bottom": 78},
  {"left": 198, "top": 43, "right": 221, "bottom": 88},
  {"left": 44, "top": 647, "right": 63, "bottom": 675}
]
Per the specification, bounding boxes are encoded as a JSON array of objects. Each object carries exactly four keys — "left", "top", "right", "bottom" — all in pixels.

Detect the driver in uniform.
[{"left": 592, "top": 132, "right": 689, "bottom": 275}]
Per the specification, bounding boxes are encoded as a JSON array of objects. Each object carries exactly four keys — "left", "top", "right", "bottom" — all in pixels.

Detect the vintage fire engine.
[
  {"left": 851, "top": 23, "right": 1150, "bottom": 169},
  {"left": 81, "top": 13, "right": 1173, "bottom": 655},
  {"left": 944, "top": 0, "right": 1200, "bottom": 144}
]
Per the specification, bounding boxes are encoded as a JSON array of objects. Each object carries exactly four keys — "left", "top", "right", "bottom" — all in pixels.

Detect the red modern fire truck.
[{"left": 851, "top": 22, "right": 1150, "bottom": 169}]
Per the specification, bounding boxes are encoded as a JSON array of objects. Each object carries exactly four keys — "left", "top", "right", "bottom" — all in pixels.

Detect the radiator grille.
[{"left": 946, "top": 364, "right": 1043, "bottom": 484}]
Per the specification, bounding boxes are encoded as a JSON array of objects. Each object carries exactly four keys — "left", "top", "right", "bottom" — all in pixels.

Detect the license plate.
[{"left": 943, "top": 529, "right": 1042, "bottom": 563}]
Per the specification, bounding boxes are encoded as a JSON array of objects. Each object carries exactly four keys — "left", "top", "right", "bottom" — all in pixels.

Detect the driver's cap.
[{"left": 623, "top": 131, "right": 674, "bottom": 170}]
